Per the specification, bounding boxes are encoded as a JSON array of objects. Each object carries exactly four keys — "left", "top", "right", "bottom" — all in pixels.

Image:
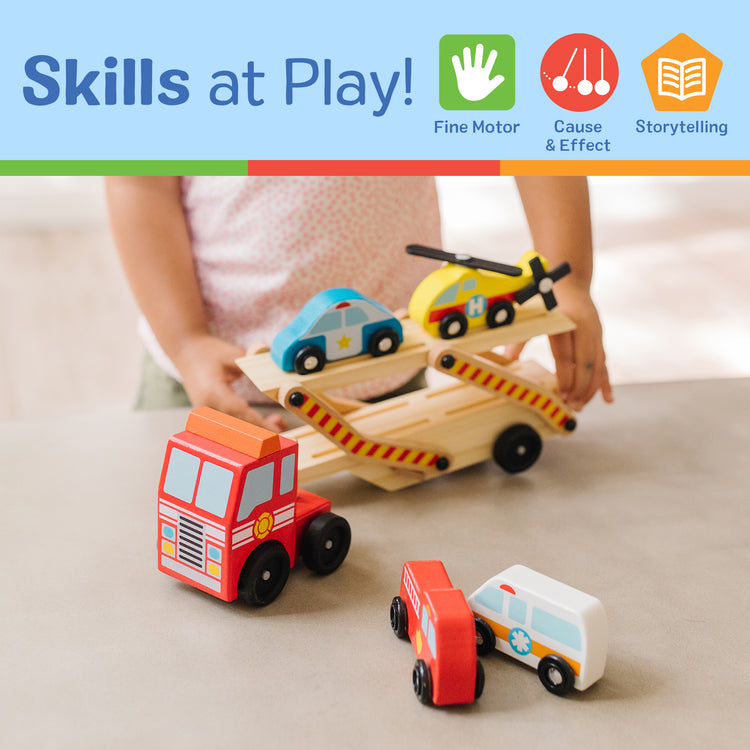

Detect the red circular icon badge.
[{"left": 541, "top": 34, "right": 618, "bottom": 111}]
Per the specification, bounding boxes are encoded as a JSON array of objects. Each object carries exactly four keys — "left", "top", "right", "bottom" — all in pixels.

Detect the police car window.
[
  {"left": 434, "top": 283, "right": 460, "bottom": 306},
  {"left": 461, "top": 278, "right": 477, "bottom": 292},
  {"left": 475, "top": 587, "right": 504, "bottom": 614},
  {"left": 345, "top": 307, "right": 368, "bottom": 326},
  {"left": 508, "top": 596, "right": 528, "bottom": 624},
  {"left": 194, "top": 461, "right": 234, "bottom": 518},
  {"left": 309, "top": 311, "right": 342, "bottom": 335},
  {"left": 237, "top": 462, "right": 275, "bottom": 522},
  {"left": 531, "top": 608, "right": 582, "bottom": 651},
  {"left": 163, "top": 448, "right": 200, "bottom": 503}
]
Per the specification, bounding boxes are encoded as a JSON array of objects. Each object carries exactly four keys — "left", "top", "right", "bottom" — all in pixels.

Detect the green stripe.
[{"left": 0, "top": 160, "right": 246, "bottom": 176}]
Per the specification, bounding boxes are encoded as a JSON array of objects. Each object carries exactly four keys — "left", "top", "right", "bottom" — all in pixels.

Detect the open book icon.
[{"left": 657, "top": 57, "right": 706, "bottom": 100}]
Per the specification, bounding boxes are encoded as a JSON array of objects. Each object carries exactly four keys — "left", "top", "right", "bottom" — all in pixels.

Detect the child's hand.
[
  {"left": 506, "top": 290, "right": 614, "bottom": 411},
  {"left": 174, "top": 334, "right": 288, "bottom": 432}
]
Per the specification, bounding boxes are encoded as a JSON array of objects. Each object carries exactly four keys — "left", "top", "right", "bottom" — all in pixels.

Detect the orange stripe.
[{"left": 499, "top": 160, "right": 750, "bottom": 176}]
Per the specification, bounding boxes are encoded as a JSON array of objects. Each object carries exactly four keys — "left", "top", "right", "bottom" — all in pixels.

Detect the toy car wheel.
[
  {"left": 412, "top": 659, "right": 433, "bottom": 705},
  {"left": 474, "top": 659, "right": 485, "bottom": 700},
  {"left": 487, "top": 300, "right": 515, "bottom": 328},
  {"left": 301, "top": 512, "right": 351, "bottom": 575},
  {"left": 474, "top": 616, "right": 496, "bottom": 655},
  {"left": 492, "top": 424, "right": 542, "bottom": 474},
  {"left": 293, "top": 345, "right": 326, "bottom": 374},
  {"left": 538, "top": 654, "right": 576, "bottom": 696},
  {"left": 439, "top": 312, "right": 468, "bottom": 339},
  {"left": 237, "top": 541, "right": 291, "bottom": 607},
  {"left": 368, "top": 327, "right": 401, "bottom": 357},
  {"left": 390, "top": 596, "right": 409, "bottom": 639}
]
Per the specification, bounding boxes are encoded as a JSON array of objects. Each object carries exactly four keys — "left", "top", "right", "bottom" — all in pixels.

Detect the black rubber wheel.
[
  {"left": 487, "top": 300, "right": 515, "bottom": 328},
  {"left": 438, "top": 312, "right": 468, "bottom": 339},
  {"left": 538, "top": 654, "right": 576, "bottom": 696},
  {"left": 293, "top": 345, "right": 326, "bottom": 374},
  {"left": 237, "top": 541, "right": 290, "bottom": 607},
  {"left": 492, "top": 424, "right": 543, "bottom": 474},
  {"left": 474, "top": 659, "right": 485, "bottom": 700},
  {"left": 368, "top": 328, "right": 401, "bottom": 357},
  {"left": 474, "top": 616, "right": 496, "bottom": 656},
  {"left": 412, "top": 659, "right": 433, "bottom": 705},
  {"left": 301, "top": 512, "right": 351, "bottom": 574},
  {"left": 390, "top": 596, "right": 409, "bottom": 639}
]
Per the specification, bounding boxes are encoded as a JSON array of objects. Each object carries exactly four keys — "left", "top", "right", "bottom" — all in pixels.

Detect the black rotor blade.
[
  {"left": 406, "top": 244, "right": 522, "bottom": 277},
  {"left": 514, "top": 282, "right": 538, "bottom": 305},
  {"left": 514, "top": 259, "right": 571, "bottom": 309},
  {"left": 549, "top": 261, "right": 571, "bottom": 282}
]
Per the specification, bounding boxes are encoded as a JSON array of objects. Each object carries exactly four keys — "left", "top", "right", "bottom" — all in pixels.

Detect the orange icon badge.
[{"left": 642, "top": 33, "right": 722, "bottom": 111}]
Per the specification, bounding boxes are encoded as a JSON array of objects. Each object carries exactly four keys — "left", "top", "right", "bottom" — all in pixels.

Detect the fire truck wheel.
[
  {"left": 487, "top": 300, "right": 515, "bottom": 328},
  {"left": 474, "top": 659, "right": 485, "bottom": 700},
  {"left": 301, "top": 512, "right": 351, "bottom": 575},
  {"left": 538, "top": 654, "right": 576, "bottom": 696},
  {"left": 368, "top": 327, "right": 401, "bottom": 357},
  {"left": 438, "top": 312, "right": 468, "bottom": 339},
  {"left": 390, "top": 596, "right": 409, "bottom": 639},
  {"left": 293, "top": 345, "right": 326, "bottom": 375},
  {"left": 237, "top": 541, "right": 291, "bottom": 607},
  {"left": 412, "top": 659, "right": 433, "bottom": 705},
  {"left": 492, "top": 424, "right": 542, "bottom": 474},
  {"left": 474, "top": 616, "right": 496, "bottom": 656}
]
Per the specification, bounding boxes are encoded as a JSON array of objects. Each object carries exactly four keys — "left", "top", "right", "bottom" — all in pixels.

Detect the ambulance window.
[
  {"left": 461, "top": 278, "right": 477, "bottom": 292},
  {"left": 237, "top": 462, "right": 275, "bottom": 522},
  {"left": 434, "top": 283, "right": 459, "bottom": 306},
  {"left": 163, "top": 448, "right": 200, "bottom": 503},
  {"left": 531, "top": 609, "right": 582, "bottom": 651},
  {"left": 345, "top": 307, "right": 368, "bottom": 326},
  {"left": 475, "top": 587, "right": 504, "bottom": 614},
  {"left": 310, "top": 311, "right": 342, "bottom": 335},
  {"left": 194, "top": 461, "right": 234, "bottom": 518},
  {"left": 508, "top": 597, "right": 528, "bottom": 624},
  {"left": 279, "top": 453, "right": 296, "bottom": 495}
]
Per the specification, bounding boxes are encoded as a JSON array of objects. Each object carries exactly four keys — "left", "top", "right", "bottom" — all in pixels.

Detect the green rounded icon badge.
[{"left": 439, "top": 34, "right": 515, "bottom": 110}]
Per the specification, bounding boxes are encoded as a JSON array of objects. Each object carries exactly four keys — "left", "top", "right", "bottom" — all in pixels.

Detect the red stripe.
[
  {"left": 352, "top": 440, "right": 365, "bottom": 453},
  {"left": 494, "top": 378, "right": 506, "bottom": 391},
  {"left": 366, "top": 444, "right": 380, "bottom": 457},
  {"left": 308, "top": 403, "right": 319, "bottom": 418},
  {"left": 397, "top": 449, "right": 410, "bottom": 462},
  {"left": 469, "top": 368, "right": 481, "bottom": 381},
  {"left": 530, "top": 394, "right": 540, "bottom": 406},
  {"left": 414, "top": 452, "right": 425, "bottom": 464},
  {"left": 319, "top": 413, "right": 330, "bottom": 428},
  {"left": 519, "top": 388, "right": 529, "bottom": 400},
  {"left": 458, "top": 363, "right": 469, "bottom": 376},
  {"left": 542, "top": 398, "right": 551, "bottom": 410},
  {"left": 342, "top": 431, "right": 353, "bottom": 444},
  {"left": 551, "top": 407, "right": 559, "bottom": 419},
  {"left": 507, "top": 384, "right": 517, "bottom": 397},
  {"left": 482, "top": 373, "right": 493, "bottom": 386},
  {"left": 428, "top": 455, "right": 438, "bottom": 467},
  {"left": 383, "top": 446, "right": 395, "bottom": 459},
  {"left": 330, "top": 423, "right": 341, "bottom": 437},
  {"left": 247, "top": 160, "right": 500, "bottom": 176}
]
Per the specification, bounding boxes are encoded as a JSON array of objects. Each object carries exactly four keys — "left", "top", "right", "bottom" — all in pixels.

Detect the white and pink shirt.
[{"left": 139, "top": 176, "right": 442, "bottom": 401}]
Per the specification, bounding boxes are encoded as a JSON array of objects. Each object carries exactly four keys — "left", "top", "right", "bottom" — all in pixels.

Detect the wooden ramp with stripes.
[{"left": 236, "top": 301, "right": 577, "bottom": 491}]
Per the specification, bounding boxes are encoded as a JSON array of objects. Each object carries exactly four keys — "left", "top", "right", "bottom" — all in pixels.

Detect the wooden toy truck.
[
  {"left": 237, "top": 297, "right": 577, "bottom": 491},
  {"left": 390, "top": 561, "right": 484, "bottom": 706},
  {"left": 157, "top": 407, "right": 351, "bottom": 606}
]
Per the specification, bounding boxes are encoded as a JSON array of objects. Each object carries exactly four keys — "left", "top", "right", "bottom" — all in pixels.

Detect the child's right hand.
[{"left": 173, "top": 334, "right": 287, "bottom": 432}]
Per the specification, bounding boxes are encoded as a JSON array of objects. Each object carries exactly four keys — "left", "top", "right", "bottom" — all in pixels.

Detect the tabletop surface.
[{"left": 2, "top": 378, "right": 749, "bottom": 749}]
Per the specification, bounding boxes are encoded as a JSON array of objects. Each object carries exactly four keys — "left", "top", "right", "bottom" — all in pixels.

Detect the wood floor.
[{"left": 1, "top": 176, "right": 748, "bottom": 420}]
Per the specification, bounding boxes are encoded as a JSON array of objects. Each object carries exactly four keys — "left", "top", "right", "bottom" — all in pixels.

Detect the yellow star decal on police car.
[{"left": 337, "top": 335, "right": 352, "bottom": 350}]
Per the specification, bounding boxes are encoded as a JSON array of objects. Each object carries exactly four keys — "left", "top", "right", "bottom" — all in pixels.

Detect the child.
[{"left": 106, "top": 175, "right": 612, "bottom": 432}]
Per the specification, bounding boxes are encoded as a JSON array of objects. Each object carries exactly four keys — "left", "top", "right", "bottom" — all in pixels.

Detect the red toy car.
[{"left": 390, "top": 560, "right": 484, "bottom": 705}]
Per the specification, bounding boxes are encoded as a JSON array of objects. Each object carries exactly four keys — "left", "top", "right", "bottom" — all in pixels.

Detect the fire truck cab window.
[
  {"left": 194, "top": 461, "right": 234, "bottom": 518},
  {"left": 279, "top": 453, "right": 296, "bottom": 495},
  {"left": 237, "top": 462, "right": 275, "bottom": 522},
  {"left": 163, "top": 448, "right": 200, "bottom": 503}
]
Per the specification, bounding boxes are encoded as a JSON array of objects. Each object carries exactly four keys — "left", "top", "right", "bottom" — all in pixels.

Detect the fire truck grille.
[{"left": 177, "top": 515, "right": 205, "bottom": 570}]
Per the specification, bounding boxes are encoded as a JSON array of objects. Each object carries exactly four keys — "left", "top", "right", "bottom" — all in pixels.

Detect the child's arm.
[
  {"left": 513, "top": 176, "right": 614, "bottom": 410},
  {"left": 105, "top": 176, "right": 286, "bottom": 431}
]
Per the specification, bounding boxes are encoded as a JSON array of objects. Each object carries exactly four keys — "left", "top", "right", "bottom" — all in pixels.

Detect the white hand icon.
[{"left": 451, "top": 44, "right": 505, "bottom": 101}]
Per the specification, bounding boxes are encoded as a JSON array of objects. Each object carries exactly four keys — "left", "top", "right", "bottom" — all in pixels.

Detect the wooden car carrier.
[{"left": 236, "top": 300, "right": 578, "bottom": 491}]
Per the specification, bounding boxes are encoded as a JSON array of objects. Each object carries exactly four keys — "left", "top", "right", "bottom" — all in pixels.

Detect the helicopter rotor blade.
[{"left": 406, "top": 244, "right": 522, "bottom": 277}]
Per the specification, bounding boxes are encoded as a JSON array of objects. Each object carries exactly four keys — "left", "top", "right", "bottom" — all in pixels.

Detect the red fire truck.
[
  {"left": 157, "top": 407, "right": 351, "bottom": 606},
  {"left": 390, "top": 560, "right": 484, "bottom": 706}
]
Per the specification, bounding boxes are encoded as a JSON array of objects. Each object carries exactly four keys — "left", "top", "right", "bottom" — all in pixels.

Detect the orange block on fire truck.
[{"left": 158, "top": 407, "right": 351, "bottom": 606}]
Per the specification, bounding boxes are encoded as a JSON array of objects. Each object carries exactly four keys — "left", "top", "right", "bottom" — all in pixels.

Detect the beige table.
[{"left": 2, "top": 379, "right": 748, "bottom": 749}]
